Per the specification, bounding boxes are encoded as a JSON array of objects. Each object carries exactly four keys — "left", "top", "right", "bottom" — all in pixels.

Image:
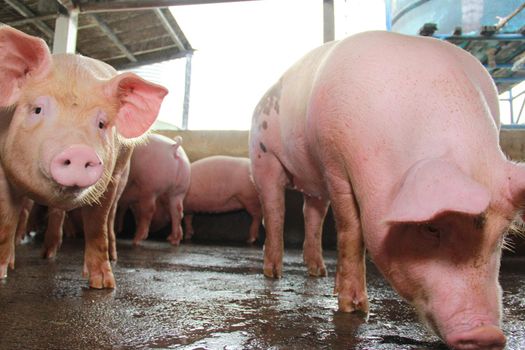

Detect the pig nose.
[
  {"left": 447, "top": 325, "right": 506, "bottom": 350},
  {"left": 50, "top": 145, "right": 103, "bottom": 188}
]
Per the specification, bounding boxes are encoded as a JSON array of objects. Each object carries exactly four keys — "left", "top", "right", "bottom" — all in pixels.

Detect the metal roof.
[{"left": 1, "top": 0, "right": 194, "bottom": 70}]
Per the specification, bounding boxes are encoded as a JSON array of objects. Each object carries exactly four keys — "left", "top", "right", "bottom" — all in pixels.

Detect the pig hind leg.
[
  {"left": 183, "top": 214, "right": 194, "bottom": 242},
  {"left": 326, "top": 171, "right": 368, "bottom": 314},
  {"left": 15, "top": 198, "right": 34, "bottom": 244},
  {"left": 250, "top": 153, "right": 289, "bottom": 278},
  {"left": 132, "top": 197, "right": 156, "bottom": 244},
  {"left": 167, "top": 194, "right": 184, "bottom": 246},
  {"left": 303, "top": 195, "right": 329, "bottom": 277},
  {"left": 240, "top": 198, "right": 262, "bottom": 244}
]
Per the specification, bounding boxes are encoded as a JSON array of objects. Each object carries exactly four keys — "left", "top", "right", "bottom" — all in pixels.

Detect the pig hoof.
[
  {"left": 0, "top": 265, "right": 8, "bottom": 278},
  {"left": 89, "top": 271, "right": 116, "bottom": 289},
  {"left": 42, "top": 248, "right": 58, "bottom": 259},
  {"left": 338, "top": 295, "right": 369, "bottom": 314},
  {"left": 307, "top": 265, "right": 327, "bottom": 277},
  {"left": 263, "top": 264, "right": 282, "bottom": 278}
]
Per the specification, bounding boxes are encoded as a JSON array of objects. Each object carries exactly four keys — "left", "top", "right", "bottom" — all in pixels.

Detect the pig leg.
[
  {"left": 183, "top": 214, "right": 194, "bottom": 242},
  {"left": 251, "top": 155, "right": 288, "bottom": 278},
  {"left": 80, "top": 150, "right": 131, "bottom": 288},
  {"left": 326, "top": 175, "right": 368, "bottom": 314},
  {"left": 132, "top": 197, "right": 156, "bottom": 244},
  {"left": 244, "top": 202, "right": 262, "bottom": 244},
  {"left": 15, "top": 197, "right": 34, "bottom": 244},
  {"left": 42, "top": 208, "right": 65, "bottom": 259},
  {"left": 62, "top": 212, "right": 77, "bottom": 238},
  {"left": 302, "top": 195, "right": 329, "bottom": 277},
  {"left": 0, "top": 166, "right": 23, "bottom": 277},
  {"left": 107, "top": 163, "right": 129, "bottom": 261},
  {"left": 166, "top": 195, "right": 184, "bottom": 246}
]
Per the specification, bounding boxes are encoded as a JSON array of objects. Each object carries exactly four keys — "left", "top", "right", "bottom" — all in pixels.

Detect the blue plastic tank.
[{"left": 388, "top": 0, "right": 525, "bottom": 34}]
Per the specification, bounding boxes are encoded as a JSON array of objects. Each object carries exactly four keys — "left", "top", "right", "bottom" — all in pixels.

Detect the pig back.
[{"left": 307, "top": 31, "right": 504, "bottom": 216}]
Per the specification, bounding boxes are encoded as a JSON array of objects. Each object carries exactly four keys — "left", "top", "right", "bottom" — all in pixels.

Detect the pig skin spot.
[
  {"left": 262, "top": 120, "right": 268, "bottom": 130},
  {"left": 257, "top": 154, "right": 261, "bottom": 159},
  {"left": 259, "top": 142, "right": 267, "bottom": 153}
]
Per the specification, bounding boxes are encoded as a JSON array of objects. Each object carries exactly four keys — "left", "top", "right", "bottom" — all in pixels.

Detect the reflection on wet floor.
[{"left": 0, "top": 238, "right": 523, "bottom": 349}]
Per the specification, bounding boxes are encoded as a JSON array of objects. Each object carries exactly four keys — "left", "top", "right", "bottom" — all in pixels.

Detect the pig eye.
[
  {"left": 421, "top": 224, "right": 440, "bottom": 239},
  {"left": 34, "top": 107, "right": 42, "bottom": 115},
  {"left": 98, "top": 121, "right": 105, "bottom": 129}
]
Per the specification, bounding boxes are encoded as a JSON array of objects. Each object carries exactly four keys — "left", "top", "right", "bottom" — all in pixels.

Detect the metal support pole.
[
  {"left": 52, "top": 10, "right": 79, "bottom": 54},
  {"left": 323, "top": 0, "right": 335, "bottom": 43},
  {"left": 182, "top": 53, "right": 192, "bottom": 130},
  {"left": 510, "top": 89, "right": 515, "bottom": 125},
  {"left": 385, "top": 0, "right": 392, "bottom": 31}
]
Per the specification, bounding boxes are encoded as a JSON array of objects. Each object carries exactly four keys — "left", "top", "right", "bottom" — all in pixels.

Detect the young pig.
[
  {"left": 0, "top": 26, "right": 167, "bottom": 288},
  {"left": 117, "top": 134, "right": 190, "bottom": 245},
  {"left": 183, "top": 156, "right": 262, "bottom": 244},
  {"left": 249, "top": 31, "right": 516, "bottom": 349}
]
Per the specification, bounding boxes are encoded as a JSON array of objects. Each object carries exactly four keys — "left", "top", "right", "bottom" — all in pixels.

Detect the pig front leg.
[
  {"left": 183, "top": 214, "right": 194, "bottom": 241},
  {"left": 166, "top": 194, "right": 184, "bottom": 245},
  {"left": 42, "top": 208, "right": 65, "bottom": 259},
  {"left": 0, "top": 166, "right": 21, "bottom": 278},
  {"left": 106, "top": 165, "right": 128, "bottom": 261},
  {"left": 327, "top": 177, "right": 368, "bottom": 314},
  {"left": 81, "top": 179, "right": 120, "bottom": 289},
  {"left": 251, "top": 155, "right": 288, "bottom": 278},
  {"left": 302, "top": 195, "right": 329, "bottom": 277}
]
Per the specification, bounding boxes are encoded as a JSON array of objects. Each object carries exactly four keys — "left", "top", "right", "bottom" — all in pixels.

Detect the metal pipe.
[
  {"left": 182, "top": 53, "right": 192, "bottom": 130},
  {"left": 433, "top": 33, "right": 525, "bottom": 41},
  {"left": 79, "top": 0, "right": 261, "bottom": 13},
  {"left": 494, "top": 77, "right": 525, "bottom": 83},
  {"left": 323, "top": 0, "right": 335, "bottom": 43}
]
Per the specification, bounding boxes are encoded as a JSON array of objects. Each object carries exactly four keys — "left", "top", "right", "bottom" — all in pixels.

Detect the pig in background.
[
  {"left": 183, "top": 155, "right": 262, "bottom": 244},
  {"left": 0, "top": 26, "right": 167, "bottom": 288},
  {"left": 249, "top": 30, "right": 519, "bottom": 349},
  {"left": 116, "top": 133, "right": 191, "bottom": 246}
]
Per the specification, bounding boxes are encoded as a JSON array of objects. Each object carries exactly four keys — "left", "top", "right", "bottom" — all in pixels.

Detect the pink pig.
[
  {"left": 183, "top": 156, "right": 262, "bottom": 243},
  {"left": 249, "top": 31, "right": 518, "bottom": 349},
  {"left": 0, "top": 26, "right": 167, "bottom": 288},
  {"left": 117, "top": 133, "right": 190, "bottom": 245}
]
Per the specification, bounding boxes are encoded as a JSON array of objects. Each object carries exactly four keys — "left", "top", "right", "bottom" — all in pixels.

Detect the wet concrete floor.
[{"left": 0, "top": 238, "right": 524, "bottom": 350}]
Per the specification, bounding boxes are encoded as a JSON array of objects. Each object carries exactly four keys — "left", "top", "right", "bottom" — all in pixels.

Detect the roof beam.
[
  {"left": 79, "top": 0, "right": 261, "bottom": 13},
  {"left": 4, "top": 0, "right": 54, "bottom": 38},
  {"left": 153, "top": 8, "right": 185, "bottom": 51},
  {"left": 90, "top": 14, "right": 138, "bottom": 63},
  {"left": 6, "top": 13, "right": 58, "bottom": 26}
]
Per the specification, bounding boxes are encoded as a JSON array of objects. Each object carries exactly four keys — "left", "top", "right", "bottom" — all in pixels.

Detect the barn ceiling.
[{"left": 1, "top": 0, "right": 194, "bottom": 70}]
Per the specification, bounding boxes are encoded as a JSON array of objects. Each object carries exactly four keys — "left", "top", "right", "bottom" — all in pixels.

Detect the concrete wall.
[{"left": 157, "top": 129, "right": 525, "bottom": 255}]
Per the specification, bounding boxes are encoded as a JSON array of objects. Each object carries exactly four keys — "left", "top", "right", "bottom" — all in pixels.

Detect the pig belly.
[{"left": 185, "top": 195, "right": 244, "bottom": 214}]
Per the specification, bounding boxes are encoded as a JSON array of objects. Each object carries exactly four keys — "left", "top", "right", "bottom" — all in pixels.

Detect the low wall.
[{"left": 157, "top": 129, "right": 525, "bottom": 255}]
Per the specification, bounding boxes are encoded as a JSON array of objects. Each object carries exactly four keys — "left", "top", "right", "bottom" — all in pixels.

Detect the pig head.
[{"left": 0, "top": 26, "right": 167, "bottom": 285}]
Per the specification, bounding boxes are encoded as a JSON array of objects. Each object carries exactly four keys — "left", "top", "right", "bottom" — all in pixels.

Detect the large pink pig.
[
  {"left": 249, "top": 31, "right": 517, "bottom": 349},
  {"left": 0, "top": 26, "right": 167, "bottom": 288},
  {"left": 183, "top": 156, "right": 262, "bottom": 243},
  {"left": 117, "top": 134, "right": 190, "bottom": 245}
]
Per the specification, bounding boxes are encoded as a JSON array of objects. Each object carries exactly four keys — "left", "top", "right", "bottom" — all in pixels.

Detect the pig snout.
[
  {"left": 50, "top": 145, "right": 103, "bottom": 188},
  {"left": 446, "top": 325, "right": 506, "bottom": 350}
]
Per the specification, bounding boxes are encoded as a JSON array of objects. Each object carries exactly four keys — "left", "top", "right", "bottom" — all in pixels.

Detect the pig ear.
[
  {"left": 385, "top": 158, "right": 490, "bottom": 224},
  {"left": 0, "top": 26, "right": 52, "bottom": 106},
  {"left": 106, "top": 72, "right": 168, "bottom": 139}
]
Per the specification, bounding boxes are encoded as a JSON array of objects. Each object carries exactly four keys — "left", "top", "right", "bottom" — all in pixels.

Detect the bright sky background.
[
  {"left": 146, "top": 0, "right": 386, "bottom": 130},
  {"left": 137, "top": 0, "right": 524, "bottom": 129}
]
